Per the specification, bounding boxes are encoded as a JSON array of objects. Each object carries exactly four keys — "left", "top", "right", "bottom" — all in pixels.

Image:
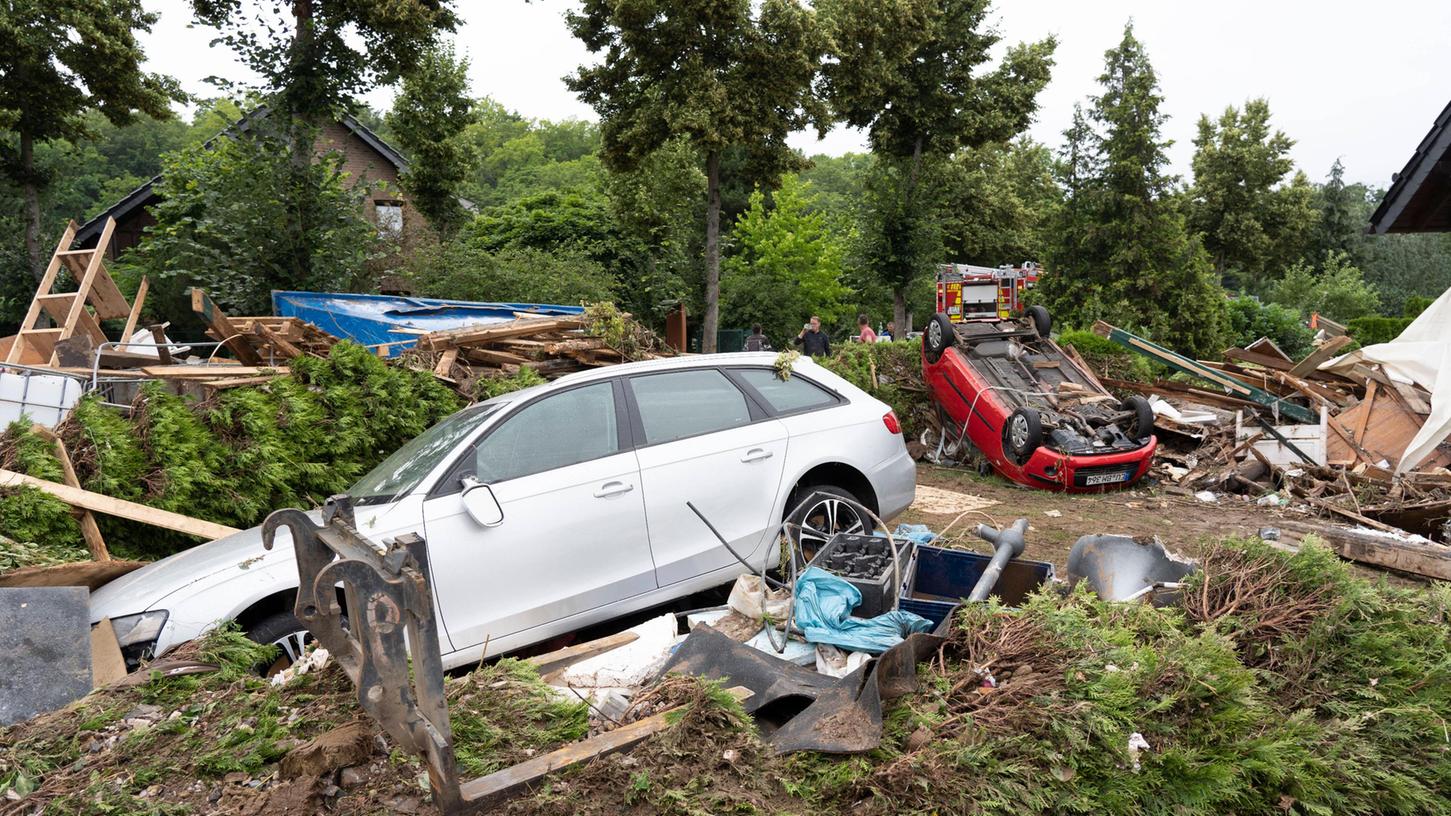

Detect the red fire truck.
[{"left": 935, "top": 262, "right": 1041, "bottom": 322}]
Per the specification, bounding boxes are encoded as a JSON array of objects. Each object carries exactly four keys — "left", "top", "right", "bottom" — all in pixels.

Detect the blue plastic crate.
[
  {"left": 899, "top": 596, "right": 958, "bottom": 634},
  {"left": 908, "top": 543, "right": 1055, "bottom": 607}
]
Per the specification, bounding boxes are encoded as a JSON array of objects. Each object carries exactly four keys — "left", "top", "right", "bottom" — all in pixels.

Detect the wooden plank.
[
  {"left": 1352, "top": 381, "right": 1377, "bottom": 443},
  {"left": 253, "top": 323, "right": 303, "bottom": 360},
  {"left": 460, "top": 347, "right": 532, "bottom": 367},
  {"left": 190, "top": 288, "right": 263, "bottom": 365},
  {"left": 32, "top": 425, "right": 109, "bottom": 561},
  {"left": 432, "top": 348, "right": 459, "bottom": 378},
  {"left": 148, "top": 324, "right": 173, "bottom": 365},
  {"left": 459, "top": 687, "right": 752, "bottom": 808},
  {"left": 525, "top": 630, "right": 640, "bottom": 677},
  {"left": 1279, "top": 520, "right": 1451, "bottom": 581},
  {"left": 1389, "top": 380, "right": 1432, "bottom": 415},
  {"left": 201, "top": 374, "right": 288, "bottom": 390},
  {"left": 417, "top": 316, "right": 586, "bottom": 350},
  {"left": 1289, "top": 334, "right": 1354, "bottom": 378},
  {"left": 1245, "top": 336, "right": 1293, "bottom": 362},
  {"left": 1223, "top": 347, "right": 1296, "bottom": 372},
  {"left": 90, "top": 618, "right": 129, "bottom": 687},
  {"left": 6, "top": 221, "right": 76, "bottom": 363},
  {"left": 120, "top": 276, "right": 149, "bottom": 344},
  {"left": 0, "top": 560, "right": 145, "bottom": 590},
  {"left": 139, "top": 365, "right": 281, "bottom": 378},
  {"left": 56, "top": 217, "right": 116, "bottom": 362},
  {"left": 0, "top": 469, "right": 239, "bottom": 540}
]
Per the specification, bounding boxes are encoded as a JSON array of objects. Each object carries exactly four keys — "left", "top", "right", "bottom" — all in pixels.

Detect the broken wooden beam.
[
  {"left": 32, "top": 425, "right": 109, "bottom": 561},
  {"left": 1288, "top": 334, "right": 1354, "bottom": 378},
  {"left": 1279, "top": 520, "right": 1451, "bottom": 581},
  {"left": 0, "top": 469, "right": 239, "bottom": 540},
  {"left": 191, "top": 288, "right": 263, "bottom": 365},
  {"left": 459, "top": 686, "right": 752, "bottom": 809}
]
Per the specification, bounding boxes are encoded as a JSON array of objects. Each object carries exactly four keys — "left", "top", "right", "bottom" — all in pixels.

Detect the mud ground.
[{"left": 897, "top": 462, "right": 1403, "bottom": 582}]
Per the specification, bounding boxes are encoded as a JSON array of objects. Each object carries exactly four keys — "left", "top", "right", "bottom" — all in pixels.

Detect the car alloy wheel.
[
  {"left": 270, "top": 629, "right": 314, "bottom": 666},
  {"left": 927, "top": 320, "right": 942, "bottom": 352},
  {"left": 796, "top": 494, "right": 869, "bottom": 556},
  {"left": 1009, "top": 413, "right": 1031, "bottom": 451}
]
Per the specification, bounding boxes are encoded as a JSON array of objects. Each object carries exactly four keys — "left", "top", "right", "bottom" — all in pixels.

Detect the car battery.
[{"left": 807, "top": 533, "right": 915, "bottom": 618}]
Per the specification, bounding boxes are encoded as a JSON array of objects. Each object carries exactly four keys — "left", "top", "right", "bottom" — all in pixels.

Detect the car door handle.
[
  {"left": 593, "top": 481, "right": 635, "bottom": 498},
  {"left": 740, "top": 448, "right": 774, "bottom": 463}
]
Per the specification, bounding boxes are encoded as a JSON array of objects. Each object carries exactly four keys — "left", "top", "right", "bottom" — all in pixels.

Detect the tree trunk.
[
  {"left": 21, "top": 132, "right": 43, "bottom": 282},
  {"left": 892, "top": 137, "right": 924, "bottom": 334},
  {"left": 893, "top": 288, "right": 908, "bottom": 336},
  {"left": 702, "top": 149, "right": 721, "bottom": 354},
  {"left": 286, "top": 0, "right": 317, "bottom": 287}
]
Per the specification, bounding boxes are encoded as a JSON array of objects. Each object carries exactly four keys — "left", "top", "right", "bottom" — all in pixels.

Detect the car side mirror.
[{"left": 460, "top": 477, "right": 503, "bottom": 527}]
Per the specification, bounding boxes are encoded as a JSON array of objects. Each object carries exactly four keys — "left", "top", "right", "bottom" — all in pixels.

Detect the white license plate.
[{"left": 1085, "top": 471, "right": 1131, "bottom": 486}]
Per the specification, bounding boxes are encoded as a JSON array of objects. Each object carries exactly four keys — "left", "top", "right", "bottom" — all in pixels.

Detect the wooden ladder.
[{"left": 4, "top": 217, "right": 142, "bottom": 366}]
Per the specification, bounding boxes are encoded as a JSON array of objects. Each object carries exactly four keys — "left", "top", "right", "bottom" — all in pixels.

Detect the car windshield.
[{"left": 348, "top": 403, "right": 502, "bottom": 505}]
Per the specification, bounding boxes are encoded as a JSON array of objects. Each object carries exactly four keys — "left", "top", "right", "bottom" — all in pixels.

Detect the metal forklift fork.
[{"left": 263, "top": 497, "right": 466, "bottom": 813}]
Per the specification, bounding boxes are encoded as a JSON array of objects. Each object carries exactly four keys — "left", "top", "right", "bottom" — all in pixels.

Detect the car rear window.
[
  {"left": 630, "top": 369, "right": 752, "bottom": 445},
  {"left": 736, "top": 368, "right": 838, "bottom": 414}
]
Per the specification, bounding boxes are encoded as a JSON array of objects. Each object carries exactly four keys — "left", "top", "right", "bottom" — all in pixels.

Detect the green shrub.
[
  {"left": 0, "top": 342, "right": 462, "bottom": 560},
  {"left": 1224, "top": 297, "right": 1314, "bottom": 359},
  {"left": 1058, "top": 329, "right": 1161, "bottom": 383},
  {"left": 1347, "top": 315, "right": 1414, "bottom": 346},
  {"left": 816, "top": 340, "right": 933, "bottom": 438}
]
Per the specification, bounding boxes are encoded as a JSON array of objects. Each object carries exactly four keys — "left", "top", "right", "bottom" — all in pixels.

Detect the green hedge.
[
  {"left": 1058, "top": 329, "right": 1161, "bottom": 383},
  {"left": 0, "top": 342, "right": 462, "bottom": 561},
  {"left": 816, "top": 339, "right": 934, "bottom": 439},
  {"left": 1348, "top": 315, "right": 1414, "bottom": 346}
]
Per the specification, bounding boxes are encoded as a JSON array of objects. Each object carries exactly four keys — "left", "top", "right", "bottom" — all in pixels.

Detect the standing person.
[
  {"left": 744, "top": 324, "right": 771, "bottom": 352},
  {"left": 856, "top": 313, "right": 877, "bottom": 343},
  {"left": 794, "top": 315, "right": 830, "bottom": 357},
  {"left": 881, "top": 321, "right": 896, "bottom": 341}
]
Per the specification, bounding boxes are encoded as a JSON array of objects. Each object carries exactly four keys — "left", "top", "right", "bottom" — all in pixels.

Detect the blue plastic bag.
[
  {"left": 893, "top": 523, "right": 937, "bottom": 546},
  {"left": 793, "top": 567, "right": 933, "bottom": 655}
]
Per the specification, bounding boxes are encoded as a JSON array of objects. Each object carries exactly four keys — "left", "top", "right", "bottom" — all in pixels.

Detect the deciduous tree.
[
  {"left": 566, "top": 0, "right": 828, "bottom": 351},
  {"left": 0, "top": 0, "right": 181, "bottom": 277},
  {"left": 387, "top": 42, "right": 474, "bottom": 235},
  {"left": 817, "top": 0, "right": 1056, "bottom": 330}
]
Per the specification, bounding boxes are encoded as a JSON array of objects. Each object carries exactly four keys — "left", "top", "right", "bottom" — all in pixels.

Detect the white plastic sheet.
[{"left": 1322, "top": 287, "right": 1451, "bottom": 473}]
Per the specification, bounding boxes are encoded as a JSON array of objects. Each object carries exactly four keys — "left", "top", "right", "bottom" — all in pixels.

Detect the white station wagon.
[{"left": 90, "top": 353, "right": 917, "bottom": 670}]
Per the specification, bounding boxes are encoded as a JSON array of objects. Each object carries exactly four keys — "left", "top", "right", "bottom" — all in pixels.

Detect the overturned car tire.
[
  {"left": 924, "top": 313, "right": 956, "bottom": 364},
  {"left": 1026, "top": 304, "right": 1052, "bottom": 338},
  {"left": 1123, "top": 395, "right": 1154, "bottom": 441},
  {"left": 1003, "top": 407, "right": 1043, "bottom": 463}
]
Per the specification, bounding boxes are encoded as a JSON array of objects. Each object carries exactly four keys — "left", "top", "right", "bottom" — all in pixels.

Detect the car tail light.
[{"left": 882, "top": 411, "right": 902, "bottom": 434}]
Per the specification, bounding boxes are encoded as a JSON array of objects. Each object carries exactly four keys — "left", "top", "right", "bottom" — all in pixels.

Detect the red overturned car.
[{"left": 921, "top": 265, "right": 1157, "bottom": 492}]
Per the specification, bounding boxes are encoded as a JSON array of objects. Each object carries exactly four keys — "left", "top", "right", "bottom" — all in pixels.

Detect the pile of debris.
[
  {"left": 398, "top": 304, "right": 675, "bottom": 397},
  {"left": 0, "top": 219, "right": 674, "bottom": 425},
  {"left": 1086, "top": 306, "right": 1451, "bottom": 574}
]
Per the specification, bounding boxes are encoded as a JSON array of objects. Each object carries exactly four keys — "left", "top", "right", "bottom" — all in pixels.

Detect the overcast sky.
[{"left": 139, "top": 0, "right": 1450, "bottom": 188}]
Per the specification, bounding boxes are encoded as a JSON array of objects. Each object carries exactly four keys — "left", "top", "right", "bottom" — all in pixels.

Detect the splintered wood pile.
[
  {"left": 402, "top": 311, "right": 675, "bottom": 395},
  {"left": 1092, "top": 330, "right": 1451, "bottom": 548}
]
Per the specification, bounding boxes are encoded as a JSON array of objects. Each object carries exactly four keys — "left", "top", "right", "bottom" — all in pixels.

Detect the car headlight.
[{"left": 110, "top": 611, "right": 170, "bottom": 647}]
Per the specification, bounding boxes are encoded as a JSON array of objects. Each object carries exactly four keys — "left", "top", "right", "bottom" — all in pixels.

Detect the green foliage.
[
  {"left": 126, "top": 123, "right": 380, "bottom": 319},
  {"left": 448, "top": 658, "right": 589, "bottom": 777},
  {"left": 1190, "top": 99, "right": 1318, "bottom": 294},
  {"left": 0, "top": 420, "right": 84, "bottom": 552},
  {"left": 475, "top": 366, "right": 546, "bottom": 401},
  {"left": 939, "top": 138, "right": 1059, "bottom": 267},
  {"left": 1058, "top": 329, "right": 1160, "bottom": 382},
  {"left": 1403, "top": 294, "right": 1435, "bottom": 317},
  {"left": 567, "top": 0, "right": 829, "bottom": 350},
  {"left": 1347, "top": 315, "right": 1414, "bottom": 346},
  {"left": 406, "top": 242, "right": 616, "bottom": 307},
  {"left": 816, "top": 340, "right": 932, "bottom": 438},
  {"left": 188, "top": 0, "right": 457, "bottom": 124},
  {"left": 0, "top": 0, "right": 182, "bottom": 273},
  {"left": 1038, "top": 24, "right": 1227, "bottom": 358},
  {"left": 1223, "top": 297, "right": 1315, "bottom": 359},
  {"left": 819, "top": 0, "right": 1056, "bottom": 327},
  {"left": 0, "top": 343, "right": 461, "bottom": 560},
  {"left": 387, "top": 42, "right": 475, "bottom": 234},
  {"left": 1268, "top": 250, "right": 1380, "bottom": 322},
  {"left": 722, "top": 174, "right": 850, "bottom": 342}
]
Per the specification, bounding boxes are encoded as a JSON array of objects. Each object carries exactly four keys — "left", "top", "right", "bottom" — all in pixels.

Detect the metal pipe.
[{"left": 967, "top": 518, "right": 1029, "bottom": 602}]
